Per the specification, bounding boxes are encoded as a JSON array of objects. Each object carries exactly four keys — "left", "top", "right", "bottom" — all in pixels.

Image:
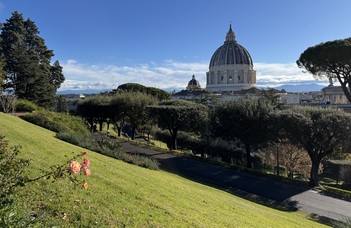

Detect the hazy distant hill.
[
  {"left": 271, "top": 83, "right": 326, "bottom": 92},
  {"left": 57, "top": 89, "right": 111, "bottom": 95},
  {"left": 57, "top": 83, "right": 327, "bottom": 95}
]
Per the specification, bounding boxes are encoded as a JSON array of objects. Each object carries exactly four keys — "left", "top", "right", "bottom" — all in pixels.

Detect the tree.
[
  {"left": 122, "top": 92, "right": 158, "bottom": 140},
  {"left": 297, "top": 38, "right": 351, "bottom": 102},
  {"left": 115, "top": 83, "right": 170, "bottom": 101},
  {"left": 0, "top": 11, "right": 64, "bottom": 108},
  {"left": 109, "top": 93, "right": 129, "bottom": 137},
  {"left": 0, "top": 95, "right": 16, "bottom": 113},
  {"left": 210, "top": 97, "right": 276, "bottom": 168},
  {"left": 147, "top": 99, "right": 208, "bottom": 150},
  {"left": 258, "top": 141, "right": 312, "bottom": 178},
  {"left": 0, "top": 52, "right": 5, "bottom": 92},
  {"left": 56, "top": 95, "right": 68, "bottom": 113},
  {"left": 259, "top": 87, "right": 282, "bottom": 108},
  {"left": 50, "top": 60, "right": 65, "bottom": 91},
  {"left": 76, "top": 95, "right": 112, "bottom": 132},
  {"left": 280, "top": 106, "right": 351, "bottom": 186}
]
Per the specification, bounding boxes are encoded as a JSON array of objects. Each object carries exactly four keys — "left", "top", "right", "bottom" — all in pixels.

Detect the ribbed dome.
[
  {"left": 188, "top": 75, "right": 200, "bottom": 86},
  {"left": 209, "top": 25, "right": 253, "bottom": 67},
  {"left": 187, "top": 74, "right": 201, "bottom": 91}
]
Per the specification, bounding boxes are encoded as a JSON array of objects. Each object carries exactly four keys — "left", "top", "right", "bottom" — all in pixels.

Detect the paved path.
[{"left": 120, "top": 139, "right": 351, "bottom": 222}]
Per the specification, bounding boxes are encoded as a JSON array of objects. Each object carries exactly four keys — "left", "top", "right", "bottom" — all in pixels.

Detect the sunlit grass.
[{"left": 0, "top": 113, "right": 328, "bottom": 227}]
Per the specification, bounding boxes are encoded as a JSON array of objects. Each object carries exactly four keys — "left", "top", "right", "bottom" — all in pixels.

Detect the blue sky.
[{"left": 0, "top": 0, "right": 351, "bottom": 92}]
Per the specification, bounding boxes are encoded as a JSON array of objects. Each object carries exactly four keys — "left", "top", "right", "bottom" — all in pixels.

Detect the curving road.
[{"left": 119, "top": 139, "right": 351, "bottom": 222}]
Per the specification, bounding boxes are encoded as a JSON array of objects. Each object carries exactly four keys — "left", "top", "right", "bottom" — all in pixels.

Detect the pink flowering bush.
[
  {"left": 30, "top": 151, "right": 92, "bottom": 189},
  {"left": 69, "top": 160, "right": 81, "bottom": 174},
  {"left": 68, "top": 152, "right": 91, "bottom": 189}
]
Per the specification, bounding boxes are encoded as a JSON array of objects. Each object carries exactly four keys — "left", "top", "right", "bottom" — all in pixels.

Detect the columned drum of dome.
[{"left": 206, "top": 25, "right": 257, "bottom": 92}]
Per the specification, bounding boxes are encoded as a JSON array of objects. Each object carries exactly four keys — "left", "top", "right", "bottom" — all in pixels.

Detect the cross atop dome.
[{"left": 225, "top": 24, "right": 236, "bottom": 42}]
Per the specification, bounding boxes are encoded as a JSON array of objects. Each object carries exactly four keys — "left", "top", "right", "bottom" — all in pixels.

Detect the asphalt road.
[{"left": 119, "top": 139, "right": 351, "bottom": 222}]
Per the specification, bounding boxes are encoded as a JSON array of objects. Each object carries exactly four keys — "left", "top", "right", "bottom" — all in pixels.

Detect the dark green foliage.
[
  {"left": 0, "top": 58, "right": 5, "bottom": 92},
  {"left": 323, "top": 185, "right": 351, "bottom": 202},
  {"left": 297, "top": 37, "right": 351, "bottom": 102},
  {"left": 210, "top": 98, "right": 276, "bottom": 168},
  {"left": 22, "top": 110, "right": 90, "bottom": 136},
  {"left": 76, "top": 95, "right": 113, "bottom": 132},
  {"left": 55, "top": 95, "right": 68, "bottom": 113},
  {"left": 147, "top": 99, "right": 208, "bottom": 150},
  {"left": 259, "top": 88, "right": 283, "bottom": 108},
  {"left": 109, "top": 94, "right": 128, "bottom": 136},
  {"left": 323, "top": 160, "right": 351, "bottom": 184},
  {"left": 116, "top": 83, "right": 170, "bottom": 101},
  {"left": 114, "top": 92, "right": 158, "bottom": 139},
  {"left": 0, "top": 11, "right": 64, "bottom": 108},
  {"left": 280, "top": 106, "right": 351, "bottom": 186},
  {"left": 77, "top": 93, "right": 158, "bottom": 139},
  {"left": 15, "top": 99, "right": 39, "bottom": 112},
  {"left": 153, "top": 129, "right": 198, "bottom": 151}
]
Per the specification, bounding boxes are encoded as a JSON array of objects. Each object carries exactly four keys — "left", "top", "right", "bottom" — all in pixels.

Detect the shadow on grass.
[
  {"left": 155, "top": 155, "right": 308, "bottom": 210},
  {"left": 118, "top": 139, "right": 339, "bottom": 226}
]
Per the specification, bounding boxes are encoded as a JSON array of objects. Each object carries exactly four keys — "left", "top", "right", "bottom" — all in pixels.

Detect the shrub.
[
  {"left": 333, "top": 217, "right": 351, "bottom": 228},
  {"left": 22, "top": 110, "right": 90, "bottom": 137},
  {"left": 57, "top": 131, "right": 160, "bottom": 170},
  {"left": 322, "top": 185, "right": 351, "bottom": 201},
  {"left": 15, "top": 99, "right": 39, "bottom": 112},
  {"left": 0, "top": 95, "right": 17, "bottom": 113}
]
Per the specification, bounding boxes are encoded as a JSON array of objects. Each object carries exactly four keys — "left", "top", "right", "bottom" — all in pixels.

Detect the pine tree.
[{"left": 0, "top": 11, "right": 65, "bottom": 108}]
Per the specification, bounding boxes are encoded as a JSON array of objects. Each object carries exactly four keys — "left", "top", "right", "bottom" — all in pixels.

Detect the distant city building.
[
  {"left": 321, "top": 84, "right": 349, "bottom": 104},
  {"left": 206, "top": 24, "right": 257, "bottom": 93}
]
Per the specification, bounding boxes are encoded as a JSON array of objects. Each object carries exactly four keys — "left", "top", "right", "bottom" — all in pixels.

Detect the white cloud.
[
  {"left": 58, "top": 60, "right": 330, "bottom": 92},
  {"left": 255, "top": 62, "right": 329, "bottom": 88},
  {"left": 59, "top": 59, "right": 208, "bottom": 91}
]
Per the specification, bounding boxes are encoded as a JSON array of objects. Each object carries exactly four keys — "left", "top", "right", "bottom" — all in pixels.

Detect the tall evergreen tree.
[
  {"left": 0, "top": 11, "right": 64, "bottom": 108},
  {"left": 0, "top": 58, "right": 5, "bottom": 92}
]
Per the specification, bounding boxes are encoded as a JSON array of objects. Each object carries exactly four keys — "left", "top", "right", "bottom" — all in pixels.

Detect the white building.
[
  {"left": 206, "top": 24, "right": 257, "bottom": 93},
  {"left": 321, "top": 85, "right": 349, "bottom": 104}
]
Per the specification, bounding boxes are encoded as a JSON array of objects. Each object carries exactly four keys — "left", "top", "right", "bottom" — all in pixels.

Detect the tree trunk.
[
  {"left": 245, "top": 144, "right": 252, "bottom": 169},
  {"left": 115, "top": 126, "right": 122, "bottom": 137},
  {"left": 131, "top": 127, "right": 136, "bottom": 140},
  {"left": 99, "top": 118, "right": 103, "bottom": 131},
  {"left": 339, "top": 80, "right": 351, "bottom": 103},
  {"left": 171, "top": 135, "right": 177, "bottom": 150},
  {"left": 169, "top": 129, "right": 178, "bottom": 150},
  {"left": 309, "top": 159, "right": 321, "bottom": 186},
  {"left": 88, "top": 117, "right": 94, "bottom": 132}
]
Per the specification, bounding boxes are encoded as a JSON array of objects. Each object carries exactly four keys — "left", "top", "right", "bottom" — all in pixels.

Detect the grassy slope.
[{"left": 0, "top": 113, "right": 328, "bottom": 227}]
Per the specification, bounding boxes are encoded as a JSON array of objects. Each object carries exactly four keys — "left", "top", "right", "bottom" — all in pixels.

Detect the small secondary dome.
[
  {"left": 187, "top": 74, "right": 201, "bottom": 91},
  {"left": 209, "top": 24, "right": 253, "bottom": 67}
]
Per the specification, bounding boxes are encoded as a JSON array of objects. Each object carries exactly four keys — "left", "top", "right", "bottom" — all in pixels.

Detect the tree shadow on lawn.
[
  {"left": 156, "top": 155, "right": 338, "bottom": 226},
  {"left": 117, "top": 137, "right": 339, "bottom": 226},
  {"left": 154, "top": 155, "right": 306, "bottom": 211}
]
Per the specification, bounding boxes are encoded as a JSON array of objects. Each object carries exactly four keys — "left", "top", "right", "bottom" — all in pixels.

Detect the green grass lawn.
[{"left": 0, "top": 112, "right": 329, "bottom": 227}]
